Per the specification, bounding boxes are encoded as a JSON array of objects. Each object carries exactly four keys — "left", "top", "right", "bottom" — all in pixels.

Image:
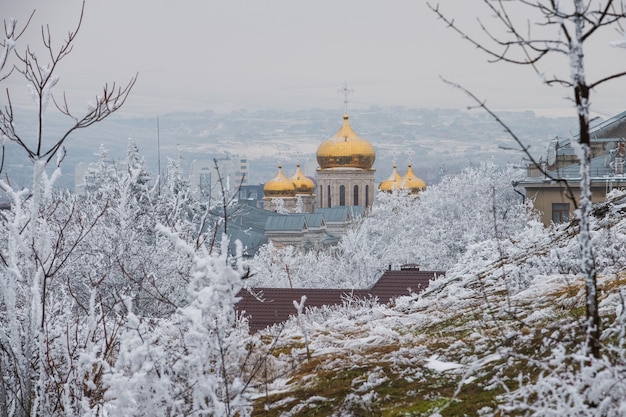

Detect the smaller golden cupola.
[
  {"left": 290, "top": 164, "right": 315, "bottom": 194},
  {"left": 402, "top": 164, "right": 426, "bottom": 194},
  {"left": 378, "top": 164, "right": 402, "bottom": 192},
  {"left": 263, "top": 165, "right": 296, "bottom": 197}
]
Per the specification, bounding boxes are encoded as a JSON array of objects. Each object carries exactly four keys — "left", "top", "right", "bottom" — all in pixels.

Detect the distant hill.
[{"left": 4, "top": 106, "right": 576, "bottom": 191}]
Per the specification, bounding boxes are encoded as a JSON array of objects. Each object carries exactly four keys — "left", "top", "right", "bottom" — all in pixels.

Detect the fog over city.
[
  {"left": 4, "top": 0, "right": 622, "bottom": 191},
  {"left": 4, "top": 0, "right": 626, "bottom": 118}
]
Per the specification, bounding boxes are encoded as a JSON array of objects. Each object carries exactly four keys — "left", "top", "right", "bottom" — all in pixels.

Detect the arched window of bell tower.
[
  {"left": 339, "top": 185, "right": 346, "bottom": 206},
  {"left": 327, "top": 184, "right": 331, "bottom": 208}
]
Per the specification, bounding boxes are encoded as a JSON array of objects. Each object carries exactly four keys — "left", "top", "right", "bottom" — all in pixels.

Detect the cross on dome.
[
  {"left": 391, "top": 150, "right": 401, "bottom": 165},
  {"left": 337, "top": 82, "right": 355, "bottom": 114}
]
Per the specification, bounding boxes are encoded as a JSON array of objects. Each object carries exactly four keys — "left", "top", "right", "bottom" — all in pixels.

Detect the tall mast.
[{"left": 157, "top": 115, "right": 161, "bottom": 195}]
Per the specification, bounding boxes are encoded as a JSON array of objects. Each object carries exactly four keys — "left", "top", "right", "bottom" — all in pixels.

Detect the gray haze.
[{"left": 3, "top": 0, "right": 626, "bottom": 118}]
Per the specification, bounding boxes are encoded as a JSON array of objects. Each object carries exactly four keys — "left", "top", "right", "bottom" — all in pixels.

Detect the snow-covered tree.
[
  {"left": 430, "top": 0, "right": 626, "bottom": 359},
  {"left": 271, "top": 197, "right": 289, "bottom": 214},
  {"left": 0, "top": 5, "right": 136, "bottom": 415},
  {"left": 249, "top": 162, "right": 532, "bottom": 289},
  {"left": 294, "top": 195, "right": 304, "bottom": 213},
  {"left": 83, "top": 144, "right": 118, "bottom": 197},
  {"left": 105, "top": 234, "right": 253, "bottom": 417}
]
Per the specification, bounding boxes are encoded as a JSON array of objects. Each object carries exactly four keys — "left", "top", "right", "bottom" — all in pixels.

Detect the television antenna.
[{"left": 546, "top": 139, "right": 558, "bottom": 166}]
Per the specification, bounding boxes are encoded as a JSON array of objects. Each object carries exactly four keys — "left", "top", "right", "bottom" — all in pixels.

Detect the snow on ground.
[
  {"left": 425, "top": 355, "right": 464, "bottom": 372},
  {"left": 247, "top": 195, "right": 626, "bottom": 415}
]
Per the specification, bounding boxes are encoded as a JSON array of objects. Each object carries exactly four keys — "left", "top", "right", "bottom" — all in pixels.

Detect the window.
[
  {"left": 365, "top": 185, "right": 369, "bottom": 207},
  {"left": 339, "top": 185, "right": 346, "bottom": 206},
  {"left": 327, "top": 185, "right": 331, "bottom": 208},
  {"left": 353, "top": 185, "right": 359, "bottom": 206},
  {"left": 552, "top": 203, "right": 570, "bottom": 224},
  {"left": 319, "top": 185, "right": 323, "bottom": 207}
]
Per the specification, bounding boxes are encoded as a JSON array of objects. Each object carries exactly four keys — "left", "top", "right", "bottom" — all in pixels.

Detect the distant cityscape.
[{"left": 2, "top": 106, "right": 577, "bottom": 197}]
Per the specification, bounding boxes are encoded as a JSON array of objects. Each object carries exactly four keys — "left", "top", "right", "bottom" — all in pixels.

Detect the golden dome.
[
  {"left": 378, "top": 164, "right": 402, "bottom": 192},
  {"left": 264, "top": 165, "right": 296, "bottom": 197},
  {"left": 402, "top": 164, "right": 426, "bottom": 194},
  {"left": 316, "top": 114, "right": 376, "bottom": 170},
  {"left": 290, "top": 164, "right": 315, "bottom": 194}
]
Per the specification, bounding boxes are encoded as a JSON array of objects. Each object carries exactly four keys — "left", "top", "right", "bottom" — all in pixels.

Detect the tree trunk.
[{"left": 573, "top": 0, "right": 600, "bottom": 358}]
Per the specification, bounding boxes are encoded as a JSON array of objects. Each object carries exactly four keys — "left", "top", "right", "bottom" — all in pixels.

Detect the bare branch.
[
  {"left": 441, "top": 76, "right": 579, "bottom": 210},
  {"left": 431, "top": 0, "right": 626, "bottom": 360},
  {"left": 46, "top": 73, "right": 138, "bottom": 163}
]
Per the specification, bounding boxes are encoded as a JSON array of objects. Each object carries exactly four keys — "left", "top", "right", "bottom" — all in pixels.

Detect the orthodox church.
[
  {"left": 256, "top": 111, "right": 426, "bottom": 249},
  {"left": 263, "top": 113, "right": 380, "bottom": 212},
  {"left": 263, "top": 110, "right": 426, "bottom": 214},
  {"left": 263, "top": 112, "right": 426, "bottom": 213}
]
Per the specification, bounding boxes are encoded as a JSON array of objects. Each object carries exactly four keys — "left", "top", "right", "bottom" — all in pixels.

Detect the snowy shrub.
[
  {"left": 501, "top": 344, "right": 626, "bottom": 416},
  {"left": 104, "top": 234, "right": 253, "bottom": 417},
  {"left": 249, "top": 161, "right": 533, "bottom": 289}
]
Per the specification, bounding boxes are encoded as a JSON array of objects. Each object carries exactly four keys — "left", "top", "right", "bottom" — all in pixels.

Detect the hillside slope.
[{"left": 248, "top": 194, "right": 626, "bottom": 416}]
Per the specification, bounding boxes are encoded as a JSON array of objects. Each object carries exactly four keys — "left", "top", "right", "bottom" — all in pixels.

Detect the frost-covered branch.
[
  {"left": 431, "top": 0, "right": 626, "bottom": 360},
  {"left": 1, "top": 0, "right": 137, "bottom": 166},
  {"left": 440, "top": 77, "right": 579, "bottom": 209},
  {"left": 0, "top": 11, "right": 33, "bottom": 82},
  {"left": 429, "top": 0, "right": 626, "bottom": 91}
]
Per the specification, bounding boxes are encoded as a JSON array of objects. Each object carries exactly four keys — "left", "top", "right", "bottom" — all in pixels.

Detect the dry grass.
[{"left": 247, "top": 265, "right": 626, "bottom": 416}]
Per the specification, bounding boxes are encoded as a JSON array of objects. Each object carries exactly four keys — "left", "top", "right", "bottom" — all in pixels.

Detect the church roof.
[
  {"left": 379, "top": 164, "right": 426, "bottom": 194},
  {"left": 213, "top": 205, "right": 279, "bottom": 256},
  {"left": 316, "top": 114, "right": 376, "bottom": 170},
  {"left": 225, "top": 223, "right": 268, "bottom": 257},
  {"left": 303, "top": 213, "right": 325, "bottom": 229},
  {"left": 401, "top": 164, "right": 426, "bottom": 193},
  {"left": 379, "top": 164, "right": 402, "bottom": 192},
  {"left": 264, "top": 165, "right": 296, "bottom": 197},
  {"left": 290, "top": 164, "right": 315, "bottom": 194},
  {"left": 265, "top": 214, "right": 308, "bottom": 232},
  {"left": 315, "top": 206, "right": 353, "bottom": 222}
]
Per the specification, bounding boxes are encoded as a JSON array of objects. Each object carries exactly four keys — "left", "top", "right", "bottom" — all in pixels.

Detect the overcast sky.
[{"left": 3, "top": 0, "right": 626, "bottom": 118}]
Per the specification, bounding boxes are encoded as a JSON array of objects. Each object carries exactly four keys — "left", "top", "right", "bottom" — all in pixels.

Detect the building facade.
[
  {"left": 316, "top": 114, "right": 376, "bottom": 209},
  {"left": 521, "top": 110, "right": 626, "bottom": 226}
]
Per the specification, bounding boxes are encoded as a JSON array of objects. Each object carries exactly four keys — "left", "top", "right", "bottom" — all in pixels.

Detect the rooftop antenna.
[{"left": 337, "top": 82, "right": 355, "bottom": 114}]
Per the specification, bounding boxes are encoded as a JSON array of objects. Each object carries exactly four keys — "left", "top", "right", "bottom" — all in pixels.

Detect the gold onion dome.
[
  {"left": 290, "top": 164, "right": 315, "bottom": 194},
  {"left": 378, "top": 164, "right": 402, "bottom": 192},
  {"left": 402, "top": 164, "right": 426, "bottom": 194},
  {"left": 316, "top": 114, "right": 376, "bottom": 170},
  {"left": 264, "top": 165, "right": 296, "bottom": 197}
]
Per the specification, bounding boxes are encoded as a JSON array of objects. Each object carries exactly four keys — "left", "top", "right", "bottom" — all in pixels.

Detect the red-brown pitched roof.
[
  {"left": 236, "top": 268, "right": 444, "bottom": 332},
  {"left": 369, "top": 269, "right": 442, "bottom": 303}
]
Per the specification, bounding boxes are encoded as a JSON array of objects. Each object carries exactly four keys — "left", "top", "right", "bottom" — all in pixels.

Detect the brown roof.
[
  {"left": 370, "top": 269, "right": 443, "bottom": 303},
  {"left": 236, "top": 268, "right": 444, "bottom": 332}
]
